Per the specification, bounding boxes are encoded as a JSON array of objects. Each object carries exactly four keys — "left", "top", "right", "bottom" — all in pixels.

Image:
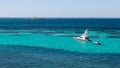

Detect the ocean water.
[{"left": 0, "top": 18, "right": 120, "bottom": 68}]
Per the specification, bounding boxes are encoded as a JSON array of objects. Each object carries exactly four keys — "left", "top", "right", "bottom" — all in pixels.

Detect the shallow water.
[
  {"left": 0, "top": 45, "right": 120, "bottom": 68},
  {"left": 0, "top": 29, "right": 119, "bottom": 53},
  {"left": 0, "top": 18, "right": 120, "bottom": 68}
]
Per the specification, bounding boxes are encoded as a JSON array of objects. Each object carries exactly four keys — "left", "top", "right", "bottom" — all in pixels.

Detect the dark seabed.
[
  {"left": 0, "top": 45, "right": 120, "bottom": 68},
  {"left": 0, "top": 18, "right": 120, "bottom": 68}
]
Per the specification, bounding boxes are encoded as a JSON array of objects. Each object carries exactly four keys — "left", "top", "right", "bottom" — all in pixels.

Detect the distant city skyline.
[{"left": 0, "top": 0, "right": 120, "bottom": 18}]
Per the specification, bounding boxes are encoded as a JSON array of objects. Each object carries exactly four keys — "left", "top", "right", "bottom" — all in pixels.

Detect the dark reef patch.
[
  {"left": 0, "top": 45, "right": 120, "bottom": 68},
  {"left": 107, "top": 36, "right": 120, "bottom": 38}
]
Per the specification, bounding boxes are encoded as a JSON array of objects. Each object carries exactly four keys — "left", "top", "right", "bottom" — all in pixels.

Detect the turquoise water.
[
  {"left": 0, "top": 18, "right": 120, "bottom": 67},
  {"left": 0, "top": 29, "right": 119, "bottom": 53}
]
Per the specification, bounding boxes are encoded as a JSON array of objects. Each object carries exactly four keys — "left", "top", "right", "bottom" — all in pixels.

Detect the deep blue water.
[
  {"left": 0, "top": 18, "right": 120, "bottom": 68},
  {"left": 0, "top": 18, "right": 120, "bottom": 30},
  {"left": 0, "top": 45, "right": 120, "bottom": 68}
]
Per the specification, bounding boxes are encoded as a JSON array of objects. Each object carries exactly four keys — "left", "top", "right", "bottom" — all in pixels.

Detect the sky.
[{"left": 0, "top": 0, "right": 120, "bottom": 18}]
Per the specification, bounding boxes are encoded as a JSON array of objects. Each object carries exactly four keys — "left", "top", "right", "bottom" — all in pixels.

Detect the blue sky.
[{"left": 0, "top": 0, "right": 120, "bottom": 18}]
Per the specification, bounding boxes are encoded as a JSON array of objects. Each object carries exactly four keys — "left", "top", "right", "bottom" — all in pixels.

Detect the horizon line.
[{"left": 0, "top": 17, "right": 120, "bottom": 19}]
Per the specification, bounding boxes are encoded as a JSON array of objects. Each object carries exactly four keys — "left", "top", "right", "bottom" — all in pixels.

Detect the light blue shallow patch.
[{"left": 0, "top": 30, "right": 120, "bottom": 53}]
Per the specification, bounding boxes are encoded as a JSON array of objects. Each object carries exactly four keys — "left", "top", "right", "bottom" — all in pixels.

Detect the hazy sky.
[{"left": 0, "top": 0, "right": 120, "bottom": 18}]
